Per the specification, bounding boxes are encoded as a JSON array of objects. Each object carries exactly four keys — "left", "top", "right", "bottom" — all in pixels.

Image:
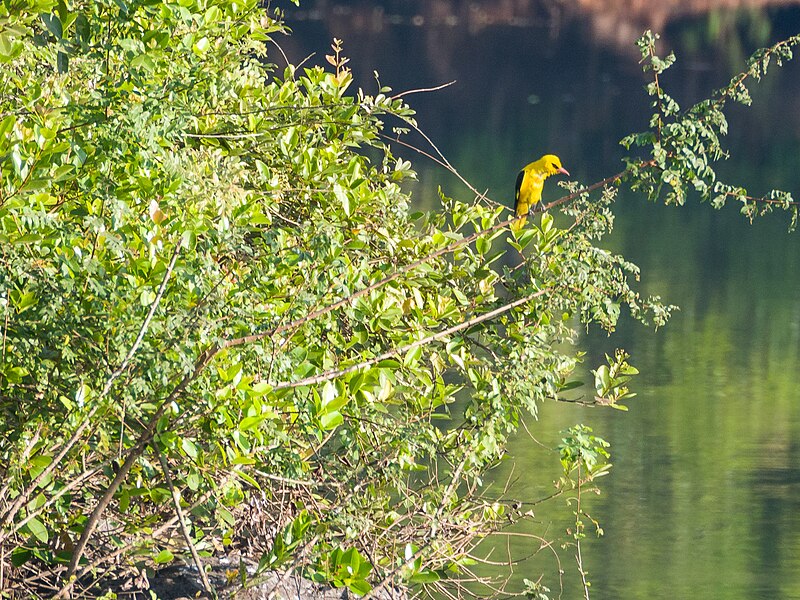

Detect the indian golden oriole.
[{"left": 511, "top": 154, "right": 569, "bottom": 232}]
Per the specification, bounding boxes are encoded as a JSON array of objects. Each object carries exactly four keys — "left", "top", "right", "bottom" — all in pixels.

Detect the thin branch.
[
  {"left": 223, "top": 167, "right": 631, "bottom": 358},
  {"left": 575, "top": 463, "right": 590, "bottom": 600},
  {"left": 0, "top": 423, "right": 42, "bottom": 507},
  {"left": 391, "top": 117, "right": 506, "bottom": 209},
  {"left": 361, "top": 540, "right": 433, "bottom": 600},
  {"left": 711, "top": 35, "right": 800, "bottom": 111},
  {"left": 154, "top": 445, "right": 214, "bottom": 597},
  {"left": 11, "top": 465, "right": 104, "bottom": 536},
  {"left": 76, "top": 474, "right": 234, "bottom": 580},
  {"left": 722, "top": 190, "right": 800, "bottom": 206},
  {"left": 430, "top": 453, "right": 470, "bottom": 539},
  {"left": 183, "top": 130, "right": 266, "bottom": 139},
  {"left": 392, "top": 80, "right": 456, "bottom": 100},
  {"left": 268, "top": 36, "right": 293, "bottom": 72},
  {"left": 60, "top": 342, "right": 219, "bottom": 594}
]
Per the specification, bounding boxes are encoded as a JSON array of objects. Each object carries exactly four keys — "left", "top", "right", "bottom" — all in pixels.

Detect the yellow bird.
[{"left": 511, "top": 154, "right": 569, "bottom": 233}]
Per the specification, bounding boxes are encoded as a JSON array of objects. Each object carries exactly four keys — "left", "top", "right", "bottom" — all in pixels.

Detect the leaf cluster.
[
  {"left": 622, "top": 30, "right": 800, "bottom": 228},
  {"left": 2, "top": 3, "right": 795, "bottom": 598}
]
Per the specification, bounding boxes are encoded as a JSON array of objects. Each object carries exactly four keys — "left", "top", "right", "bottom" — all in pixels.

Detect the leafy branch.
[{"left": 623, "top": 30, "right": 800, "bottom": 227}]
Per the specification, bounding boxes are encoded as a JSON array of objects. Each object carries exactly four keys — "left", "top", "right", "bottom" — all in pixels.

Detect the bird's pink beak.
[{"left": 558, "top": 167, "right": 570, "bottom": 176}]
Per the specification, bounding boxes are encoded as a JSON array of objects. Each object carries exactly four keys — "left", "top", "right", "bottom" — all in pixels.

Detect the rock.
[{"left": 144, "top": 554, "right": 406, "bottom": 600}]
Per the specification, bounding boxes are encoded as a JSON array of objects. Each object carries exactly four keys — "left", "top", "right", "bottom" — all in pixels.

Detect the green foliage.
[
  {"left": 317, "top": 546, "right": 373, "bottom": 596},
  {"left": 0, "top": 1, "right": 659, "bottom": 594},
  {"left": 558, "top": 425, "right": 611, "bottom": 481},
  {"left": 0, "top": 2, "right": 796, "bottom": 597},
  {"left": 523, "top": 578, "right": 552, "bottom": 600},
  {"left": 257, "top": 511, "right": 313, "bottom": 572},
  {"left": 592, "top": 349, "right": 639, "bottom": 411},
  {"left": 622, "top": 30, "right": 800, "bottom": 228},
  {"left": 558, "top": 424, "right": 609, "bottom": 597}
]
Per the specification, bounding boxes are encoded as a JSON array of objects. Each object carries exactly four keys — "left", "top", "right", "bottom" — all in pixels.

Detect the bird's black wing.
[{"left": 513, "top": 170, "right": 525, "bottom": 214}]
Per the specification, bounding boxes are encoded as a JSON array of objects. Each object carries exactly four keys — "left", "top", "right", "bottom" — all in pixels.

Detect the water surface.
[{"left": 281, "top": 6, "right": 800, "bottom": 598}]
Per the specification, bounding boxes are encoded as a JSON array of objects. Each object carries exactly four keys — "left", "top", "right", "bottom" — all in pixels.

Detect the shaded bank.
[{"left": 281, "top": 0, "right": 800, "bottom": 48}]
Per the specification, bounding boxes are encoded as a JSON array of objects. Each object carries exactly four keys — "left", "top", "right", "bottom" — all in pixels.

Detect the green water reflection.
[{"left": 283, "top": 6, "right": 800, "bottom": 598}]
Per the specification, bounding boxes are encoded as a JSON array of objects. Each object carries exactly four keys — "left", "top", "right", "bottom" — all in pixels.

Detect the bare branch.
[
  {"left": 392, "top": 80, "right": 457, "bottom": 100},
  {"left": 154, "top": 445, "right": 214, "bottom": 596}
]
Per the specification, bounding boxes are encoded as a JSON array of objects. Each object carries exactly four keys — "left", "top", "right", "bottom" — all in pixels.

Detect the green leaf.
[
  {"left": 130, "top": 53, "right": 156, "bottom": 71},
  {"left": 239, "top": 414, "right": 269, "bottom": 431},
  {"left": 11, "top": 547, "right": 32, "bottom": 567},
  {"left": 1, "top": 364, "right": 29, "bottom": 384},
  {"left": 74, "top": 383, "right": 92, "bottom": 407},
  {"left": 320, "top": 410, "right": 343, "bottom": 431},
  {"left": 403, "top": 345, "right": 422, "bottom": 367},
  {"left": 320, "top": 383, "right": 348, "bottom": 413},
  {"left": 320, "top": 380, "right": 337, "bottom": 407},
  {"left": 234, "top": 470, "right": 261, "bottom": 490},
  {"left": 12, "top": 289, "right": 38, "bottom": 313},
  {"left": 0, "top": 31, "right": 22, "bottom": 61},
  {"left": 56, "top": 51, "right": 68, "bottom": 73},
  {"left": 376, "top": 359, "right": 401, "bottom": 369},
  {"left": 347, "top": 579, "right": 372, "bottom": 596},
  {"left": 192, "top": 36, "right": 210, "bottom": 55},
  {"left": 475, "top": 235, "right": 490, "bottom": 255},
  {"left": 52, "top": 164, "right": 75, "bottom": 182},
  {"left": 24, "top": 517, "right": 49, "bottom": 543},
  {"left": 186, "top": 472, "right": 201, "bottom": 491},
  {"left": 181, "top": 438, "right": 198, "bottom": 459},
  {"left": 203, "top": 5, "right": 221, "bottom": 24},
  {"left": 180, "top": 229, "right": 197, "bottom": 250},
  {"left": 334, "top": 183, "right": 351, "bottom": 216},
  {"left": 40, "top": 13, "right": 63, "bottom": 38},
  {"left": 0, "top": 114, "right": 15, "bottom": 139},
  {"left": 154, "top": 549, "right": 174, "bottom": 564},
  {"left": 139, "top": 289, "right": 156, "bottom": 306},
  {"left": 408, "top": 570, "right": 441, "bottom": 584}
]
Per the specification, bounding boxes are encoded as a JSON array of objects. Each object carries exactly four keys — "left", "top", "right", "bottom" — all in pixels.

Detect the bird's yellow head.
[{"left": 536, "top": 154, "right": 570, "bottom": 178}]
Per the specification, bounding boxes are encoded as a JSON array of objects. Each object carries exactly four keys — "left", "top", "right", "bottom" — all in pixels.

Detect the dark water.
[{"left": 278, "top": 5, "right": 800, "bottom": 598}]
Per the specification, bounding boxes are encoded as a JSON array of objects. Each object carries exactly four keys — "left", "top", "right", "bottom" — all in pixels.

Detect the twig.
[
  {"left": 221, "top": 164, "right": 637, "bottom": 360},
  {"left": 392, "top": 80, "right": 456, "bottom": 99},
  {"left": 264, "top": 536, "right": 319, "bottom": 600},
  {"left": 710, "top": 35, "right": 800, "bottom": 111},
  {"left": 154, "top": 445, "right": 215, "bottom": 597},
  {"left": 575, "top": 463, "right": 590, "bottom": 600},
  {"left": 0, "top": 423, "right": 42, "bottom": 506},
  {"left": 389, "top": 117, "right": 506, "bottom": 209},
  {"left": 721, "top": 190, "right": 799, "bottom": 206},
  {"left": 77, "top": 477, "right": 231, "bottom": 579},
  {"left": 430, "top": 453, "right": 469, "bottom": 539},
  {"left": 58, "top": 343, "right": 219, "bottom": 596},
  {"left": 361, "top": 540, "right": 433, "bottom": 600},
  {"left": 11, "top": 465, "right": 104, "bottom": 535}
]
